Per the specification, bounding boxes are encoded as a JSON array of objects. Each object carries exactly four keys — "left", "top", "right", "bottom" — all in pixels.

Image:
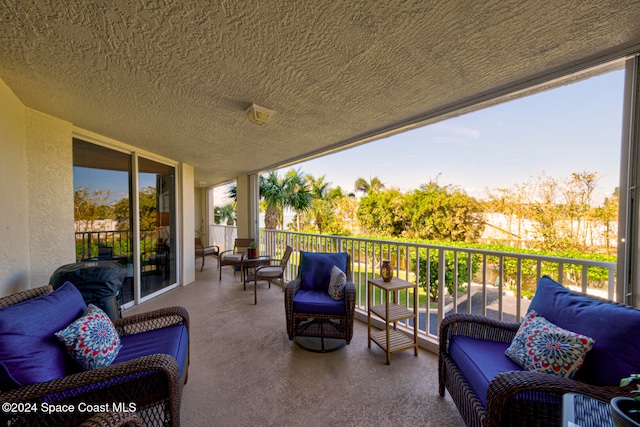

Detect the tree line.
[{"left": 219, "top": 169, "right": 618, "bottom": 254}]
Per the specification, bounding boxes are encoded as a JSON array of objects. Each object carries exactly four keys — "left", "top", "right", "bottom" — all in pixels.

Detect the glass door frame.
[{"left": 72, "top": 131, "right": 181, "bottom": 310}]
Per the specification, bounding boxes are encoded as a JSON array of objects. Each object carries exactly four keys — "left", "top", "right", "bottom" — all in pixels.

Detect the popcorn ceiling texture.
[{"left": 1, "top": 1, "right": 640, "bottom": 186}]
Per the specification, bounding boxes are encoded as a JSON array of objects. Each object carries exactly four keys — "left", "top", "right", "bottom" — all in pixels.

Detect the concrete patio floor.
[{"left": 125, "top": 261, "right": 466, "bottom": 426}]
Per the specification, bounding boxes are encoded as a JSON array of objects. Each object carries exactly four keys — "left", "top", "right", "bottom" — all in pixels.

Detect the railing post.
[{"left": 437, "top": 248, "right": 446, "bottom": 327}]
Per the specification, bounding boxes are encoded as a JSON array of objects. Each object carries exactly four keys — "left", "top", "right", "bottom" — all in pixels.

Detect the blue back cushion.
[
  {"left": 0, "top": 282, "right": 87, "bottom": 390},
  {"left": 529, "top": 276, "right": 640, "bottom": 386},
  {"left": 299, "top": 252, "right": 348, "bottom": 291}
]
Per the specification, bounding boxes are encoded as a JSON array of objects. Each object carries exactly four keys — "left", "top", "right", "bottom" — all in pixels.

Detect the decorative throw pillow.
[
  {"left": 327, "top": 265, "right": 347, "bottom": 300},
  {"left": 55, "top": 304, "right": 121, "bottom": 370},
  {"left": 505, "top": 310, "right": 595, "bottom": 378}
]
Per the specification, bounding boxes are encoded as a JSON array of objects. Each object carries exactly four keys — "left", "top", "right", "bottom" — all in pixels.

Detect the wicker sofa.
[
  {"left": 439, "top": 275, "right": 640, "bottom": 427},
  {"left": 0, "top": 283, "right": 189, "bottom": 427}
]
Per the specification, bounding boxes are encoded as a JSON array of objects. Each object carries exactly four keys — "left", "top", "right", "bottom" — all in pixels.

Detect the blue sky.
[{"left": 276, "top": 69, "right": 624, "bottom": 204}]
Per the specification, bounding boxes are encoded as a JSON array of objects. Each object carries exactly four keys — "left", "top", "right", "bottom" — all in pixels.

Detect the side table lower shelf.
[{"left": 370, "top": 329, "right": 415, "bottom": 354}]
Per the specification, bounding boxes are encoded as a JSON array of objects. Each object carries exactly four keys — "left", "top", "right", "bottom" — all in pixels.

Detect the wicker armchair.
[
  {"left": 438, "top": 277, "right": 640, "bottom": 427},
  {"left": 0, "top": 285, "right": 189, "bottom": 427},
  {"left": 285, "top": 252, "right": 355, "bottom": 346}
]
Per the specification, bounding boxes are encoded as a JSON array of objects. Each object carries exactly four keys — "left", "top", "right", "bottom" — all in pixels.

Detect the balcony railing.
[
  {"left": 259, "top": 228, "right": 617, "bottom": 346},
  {"left": 75, "top": 229, "right": 159, "bottom": 262}
]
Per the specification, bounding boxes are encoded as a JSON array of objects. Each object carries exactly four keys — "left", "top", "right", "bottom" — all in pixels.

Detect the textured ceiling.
[{"left": 2, "top": 1, "right": 640, "bottom": 187}]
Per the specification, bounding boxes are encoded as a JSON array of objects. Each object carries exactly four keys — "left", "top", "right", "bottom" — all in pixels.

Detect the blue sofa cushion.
[
  {"left": 0, "top": 282, "right": 87, "bottom": 390},
  {"left": 299, "top": 252, "right": 348, "bottom": 291},
  {"left": 293, "top": 289, "right": 346, "bottom": 315},
  {"left": 113, "top": 324, "right": 189, "bottom": 377},
  {"left": 528, "top": 276, "right": 640, "bottom": 386},
  {"left": 449, "top": 335, "right": 523, "bottom": 407}
]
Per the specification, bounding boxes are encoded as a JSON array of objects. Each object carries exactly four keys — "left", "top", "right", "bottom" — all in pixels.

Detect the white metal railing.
[
  {"left": 260, "top": 229, "right": 617, "bottom": 345},
  {"left": 210, "top": 225, "right": 237, "bottom": 252}
]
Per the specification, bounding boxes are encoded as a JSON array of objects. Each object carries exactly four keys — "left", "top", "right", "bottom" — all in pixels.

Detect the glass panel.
[
  {"left": 72, "top": 139, "right": 135, "bottom": 305},
  {"left": 138, "top": 157, "right": 176, "bottom": 297}
]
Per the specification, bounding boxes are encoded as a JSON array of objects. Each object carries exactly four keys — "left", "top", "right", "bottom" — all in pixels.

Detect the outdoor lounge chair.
[
  {"left": 0, "top": 284, "right": 189, "bottom": 427},
  {"left": 195, "top": 236, "right": 219, "bottom": 272},
  {"left": 285, "top": 251, "right": 356, "bottom": 349},
  {"left": 254, "top": 246, "right": 293, "bottom": 292},
  {"left": 218, "top": 238, "right": 254, "bottom": 280},
  {"left": 438, "top": 276, "right": 640, "bottom": 427}
]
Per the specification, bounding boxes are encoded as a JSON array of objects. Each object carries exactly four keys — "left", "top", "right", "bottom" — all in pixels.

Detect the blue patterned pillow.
[
  {"left": 327, "top": 265, "right": 347, "bottom": 300},
  {"left": 55, "top": 304, "right": 121, "bottom": 370},
  {"left": 505, "top": 310, "right": 595, "bottom": 378}
]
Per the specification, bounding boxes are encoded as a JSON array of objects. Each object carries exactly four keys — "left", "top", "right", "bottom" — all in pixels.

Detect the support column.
[{"left": 235, "top": 174, "right": 260, "bottom": 241}]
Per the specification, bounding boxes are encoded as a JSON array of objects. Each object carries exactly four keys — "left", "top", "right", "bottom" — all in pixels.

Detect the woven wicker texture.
[
  {"left": 285, "top": 254, "right": 356, "bottom": 344},
  {"left": 438, "top": 312, "right": 636, "bottom": 427},
  {"left": 80, "top": 411, "right": 143, "bottom": 427},
  {"left": 0, "top": 286, "right": 189, "bottom": 427}
]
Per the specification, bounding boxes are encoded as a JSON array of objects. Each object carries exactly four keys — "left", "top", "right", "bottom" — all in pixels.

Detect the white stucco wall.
[
  {"left": 182, "top": 163, "right": 195, "bottom": 285},
  {"left": 0, "top": 76, "right": 197, "bottom": 298},
  {"left": 0, "top": 78, "right": 30, "bottom": 295},
  {"left": 25, "top": 109, "right": 75, "bottom": 287}
]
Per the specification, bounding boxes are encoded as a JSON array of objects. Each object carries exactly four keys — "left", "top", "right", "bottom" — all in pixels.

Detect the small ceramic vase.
[{"left": 381, "top": 260, "right": 393, "bottom": 282}]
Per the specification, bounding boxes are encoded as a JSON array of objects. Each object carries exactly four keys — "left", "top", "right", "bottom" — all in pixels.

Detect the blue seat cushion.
[
  {"left": 449, "top": 335, "right": 522, "bottom": 407},
  {"left": 0, "top": 282, "right": 87, "bottom": 390},
  {"left": 529, "top": 276, "right": 640, "bottom": 386},
  {"left": 113, "top": 324, "right": 189, "bottom": 377},
  {"left": 293, "top": 289, "right": 346, "bottom": 315},
  {"left": 299, "top": 252, "right": 348, "bottom": 292}
]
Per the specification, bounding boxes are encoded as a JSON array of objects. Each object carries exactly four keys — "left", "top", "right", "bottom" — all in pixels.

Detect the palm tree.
[
  {"left": 284, "top": 168, "right": 312, "bottom": 231},
  {"left": 223, "top": 170, "right": 312, "bottom": 230},
  {"left": 305, "top": 174, "right": 336, "bottom": 234},
  {"left": 260, "top": 171, "right": 286, "bottom": 230},
  {"left": 214, "top": 204, "right": 236, "bottom": 225},
  {"left": 354, "top": 176, "right": 385, "bottom": 195}
]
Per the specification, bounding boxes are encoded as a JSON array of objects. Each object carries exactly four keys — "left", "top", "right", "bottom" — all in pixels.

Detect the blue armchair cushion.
[
  {"left": 528, "top": 276, "right": 640, "bottom": 386},
  {"left": 55, "top": 304, "right": 122, "bottom": 370},
  {"left": 0, "top": 282, "right": 87, "bottom": 390},
  {"left": 299, "top": 252, "right": 348, "bottom": 291},
  {"left": 293, "top": 289, "right": 346, "bottom": 315},
  {"left": 113, "top": 324, "right": 189, "bottom": 377},
  {"left": 449, "top": 335, "right": 522, "bottom": 407}
]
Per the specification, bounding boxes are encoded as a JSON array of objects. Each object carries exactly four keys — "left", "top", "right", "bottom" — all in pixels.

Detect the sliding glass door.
[
  {"left": 73, "top": 139, "right": 178, "bottom": 307},
  {"left": 138, "top": 157, "right": 177, "bottom": 298}
]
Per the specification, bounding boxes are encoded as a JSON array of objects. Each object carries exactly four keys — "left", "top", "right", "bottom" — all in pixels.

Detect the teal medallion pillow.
[
  {"left": 55, "top": 304, "right": 122, "bottom": 370},
  {"left": 505, "top": 310, "right": 595, "bottom": 378},
  {"left": 327, "top": 265, "right": 347, "bottom": 300}
]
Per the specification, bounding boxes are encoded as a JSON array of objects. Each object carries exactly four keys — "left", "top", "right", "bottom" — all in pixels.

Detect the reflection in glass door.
[
  {"left": 72, "top": 139, "right": 135, "bottom": 305},
  {"left": 138, "top": 157, "right": 177, "bottom": 297},
  {"left": 73, "top": 139, "right": 178, "bottom": 307}
]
